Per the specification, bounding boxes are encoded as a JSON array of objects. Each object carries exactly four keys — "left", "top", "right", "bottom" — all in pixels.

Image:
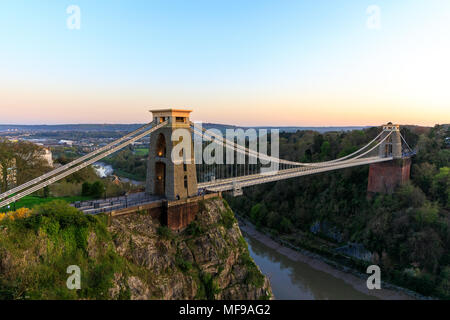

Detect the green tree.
[
  {"left": 43, "top": 186, "right": 50, "bottom": 198},
  {"left": 90, "top": 181, "right": 105, "bottom": 198},
  {"left": 81, "top": 182, "right": 92, "bottom": 196},
  {"left": 396, "top": 183, "right": 426, "bottom": 209},
  {"left": 320, "top": 141, "right": 331, "bottom": 160},
  {"left": 431, "top": 167, "right": 449, "bottom": 208},
  {"left": 412, "top": 162, "right": 437, "bottom": 195},
  {"left": 414, "top": 202, "right": 439, "bottom": 226}
]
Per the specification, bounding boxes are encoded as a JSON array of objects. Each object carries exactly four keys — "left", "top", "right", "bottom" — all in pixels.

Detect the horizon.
[
  {"left": 0, "top": 120, "right": 441, "bottom": 128},
  {"left": 1, "top": 1, "right": 449, "bottom": 126}
]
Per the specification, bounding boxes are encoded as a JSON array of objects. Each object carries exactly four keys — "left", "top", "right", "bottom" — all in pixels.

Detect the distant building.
[
  {"left": 59, "top": 140, "right": 74, "bottom": 146},
  {"left": 33, "top": 143, "right": 54, "bottom": 167},
  {"left": 42, "top": 148, "right": 53, "bottom": 167}
]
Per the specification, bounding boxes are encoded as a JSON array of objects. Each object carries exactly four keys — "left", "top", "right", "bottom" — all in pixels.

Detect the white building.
[
  {"left": 59, "top": 140, "right": 74, "bottom": 146},
  {"left": 42, "top": 148, "right": 53, "bottom": 167}
]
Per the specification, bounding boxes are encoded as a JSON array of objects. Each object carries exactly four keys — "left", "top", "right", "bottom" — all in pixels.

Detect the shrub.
[
  {"left": 90, "top": 181, "right": 105, "bottom": 198},
  {"left": 220, "top": 208, "right": 236, "bottom": 229},
  {"left": 81, "top": 182, "right": 91, "bottom": 196},
  {"left": 157, "top": 226, "right": 173, "bottom": 240},
  {"left": 201, "top": 273, "right": 220, "bottom": 300},
  {"left": 186, "top": 221, "right": 204, "bottom": 237},
  {"left": 0, "top": 208, "right": 33, "bottom": 222},
  {"left": 0, "top": 200, "right": 124, "bottom": 300},
  {"left": 50, "top": 181, "right": 82, "bottom": 197},
  {"left": 175, "top": 253, "right": 192, "bottom": 273},
  {"left": 198, "top": 200, "right": 206, "bottom": 212},
  {"left": 240, "top": 252, "right": 264, "bottom": 288}
]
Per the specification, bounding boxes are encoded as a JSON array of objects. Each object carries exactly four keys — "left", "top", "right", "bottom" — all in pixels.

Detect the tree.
[
  {"left": 412, "top": 162, "right": 437, "bottom": 195},
  {"left": 280, "top": 217, "right": 293, "bottom": 233},
  {"left": 407, "top": 228, "right": 443, "bottom": 273},
  {"left": 320, "top": 141, "right": 331, "bottom": 160},
  {"left": 90, "top": 181, "right": 105, "bottom": 198},
  {"left": 431, "top": 167, "right": 449, "bottom": 209},
  {"left": 43, "top": 186, "right": 50, "bottom": 198},
  {"left": 414, "top": 202, "right": 439, "bottom": 226},
  {"left": 396, "top": 183, "right": 426, "bottom": 209},
  {"left": 0, "top": 139, "right": 51, "bottom": 191},
  {"left": 81, "top": 182, "right": 92, "bottom": 197},
  {"left": 65, "top": 166, "right": 97, "bottom": 184}
]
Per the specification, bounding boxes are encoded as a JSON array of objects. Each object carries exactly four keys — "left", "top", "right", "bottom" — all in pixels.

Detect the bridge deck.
[
  {"left": 71, "top": 192, "right": 163, "bottom": 215},
  {"left": 199, "top": 156, "right": 393, "bottom": 192}
]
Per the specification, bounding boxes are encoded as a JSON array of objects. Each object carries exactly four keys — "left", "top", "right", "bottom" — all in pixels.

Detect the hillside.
[{"left": 0, "top": 198, "right": 272, "bottom": 300}]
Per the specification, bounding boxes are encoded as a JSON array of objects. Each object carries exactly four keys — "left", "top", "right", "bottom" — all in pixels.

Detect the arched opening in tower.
[
  {"left": 155, "top": 161, "right": 166, "bottom": 196},
  {"left": 384, "top": 136, "right": 393, "bottom": 156},
  {"left": 156, "top": 133, "right": 166, "bottom": 158}
]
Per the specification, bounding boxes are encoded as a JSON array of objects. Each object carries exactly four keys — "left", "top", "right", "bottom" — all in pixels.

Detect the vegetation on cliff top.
[
  {"left": 0, "top": 201, "right": 128, "bottom": 299},
  {"left": 0, "top": 198, "right": 271, "bottom": 300}
]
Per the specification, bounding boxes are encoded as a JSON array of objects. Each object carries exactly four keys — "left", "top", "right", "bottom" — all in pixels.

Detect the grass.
[
  {"left": 134, "top": 148, "right": 149, "bottom": 156},
  {"left": 1, "top": 195, "right": 93, "bottom": 212},
  {"left": 112, "top": 168, "right": 145, "bottom": 182}
]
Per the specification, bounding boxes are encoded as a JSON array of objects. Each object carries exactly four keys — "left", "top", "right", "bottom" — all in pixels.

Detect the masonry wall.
[
  {"left": 164, "top": 201, "right": 199, "bottom": 232},
  {"left": 367, "top": 158, "right": 411, "bottom": 195},
  {"left": 109, "top": 193, "right": 220, "bottom": 232}
]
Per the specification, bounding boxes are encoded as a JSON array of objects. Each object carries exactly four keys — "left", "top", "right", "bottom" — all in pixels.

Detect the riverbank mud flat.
[{"left": 239, "top": 220, "right": 418, "bottom": 300}]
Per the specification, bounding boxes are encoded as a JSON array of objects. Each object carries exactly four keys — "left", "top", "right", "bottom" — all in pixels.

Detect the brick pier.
[
  {"left": 367, "top": 158, "right": 411, "bottom": 195},
  {"left": 108, "top": 193, "right": 221, "bottom": 232}
]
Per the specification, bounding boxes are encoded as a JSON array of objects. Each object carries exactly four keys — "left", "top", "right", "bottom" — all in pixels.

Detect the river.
[
  {"left": 242, "top": 223, "right": 416, "bottom": 300},
  {"left": 93, "top": 162, "right": 145, "bottom": 186},
  {"left": 93, "top": 162, "right": 114, "bottom": 178},
  {"left": 243, "top": 231, "right": 378, "bottom": 300}
]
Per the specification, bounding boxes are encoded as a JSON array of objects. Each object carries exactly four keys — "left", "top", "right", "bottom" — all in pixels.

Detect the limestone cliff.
[
  {"left": 108, "top": 197, "right": 272, "bottom": 300},
  {"left": 0, "top": 198, "right": 272, "bottom": 300}
]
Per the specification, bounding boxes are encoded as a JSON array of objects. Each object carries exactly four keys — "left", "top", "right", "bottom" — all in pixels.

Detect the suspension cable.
[
  {"left": 0, "top": 121, "right": 168, "bottom": 209},
  {"left": 0, "top": 122, "right": 155, "bottom": 201},
  {"left": 191, "top": 122, "right": 388, "bottom": 168},
  {"left": 400, "top": 132, "right": 414, "bottom": 153}
]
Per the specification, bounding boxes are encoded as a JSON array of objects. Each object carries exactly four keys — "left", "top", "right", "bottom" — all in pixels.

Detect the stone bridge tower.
[
  {"left": 146, "top": 109, "right": 198, "bottom": 200},
  {"left": 378, "top": 123, "right": 402, "bottom": 159},
  {"left": 367, "top": 123, "right": 411, "bottom": 195}
]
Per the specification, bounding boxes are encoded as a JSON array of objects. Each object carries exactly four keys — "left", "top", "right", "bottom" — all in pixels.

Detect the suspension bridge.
[{"left": 0, "top": 109, "right": 414, "bottom": 215}]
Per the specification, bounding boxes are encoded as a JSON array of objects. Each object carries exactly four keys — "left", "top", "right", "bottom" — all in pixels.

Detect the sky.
[{"left": 0, "top": 0, "right": 449, "bottom": 126}]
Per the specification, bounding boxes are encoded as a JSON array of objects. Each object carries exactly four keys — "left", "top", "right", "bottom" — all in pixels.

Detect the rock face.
[{"left": 108, "top": 197, "right": 273, "bottom": 300}]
